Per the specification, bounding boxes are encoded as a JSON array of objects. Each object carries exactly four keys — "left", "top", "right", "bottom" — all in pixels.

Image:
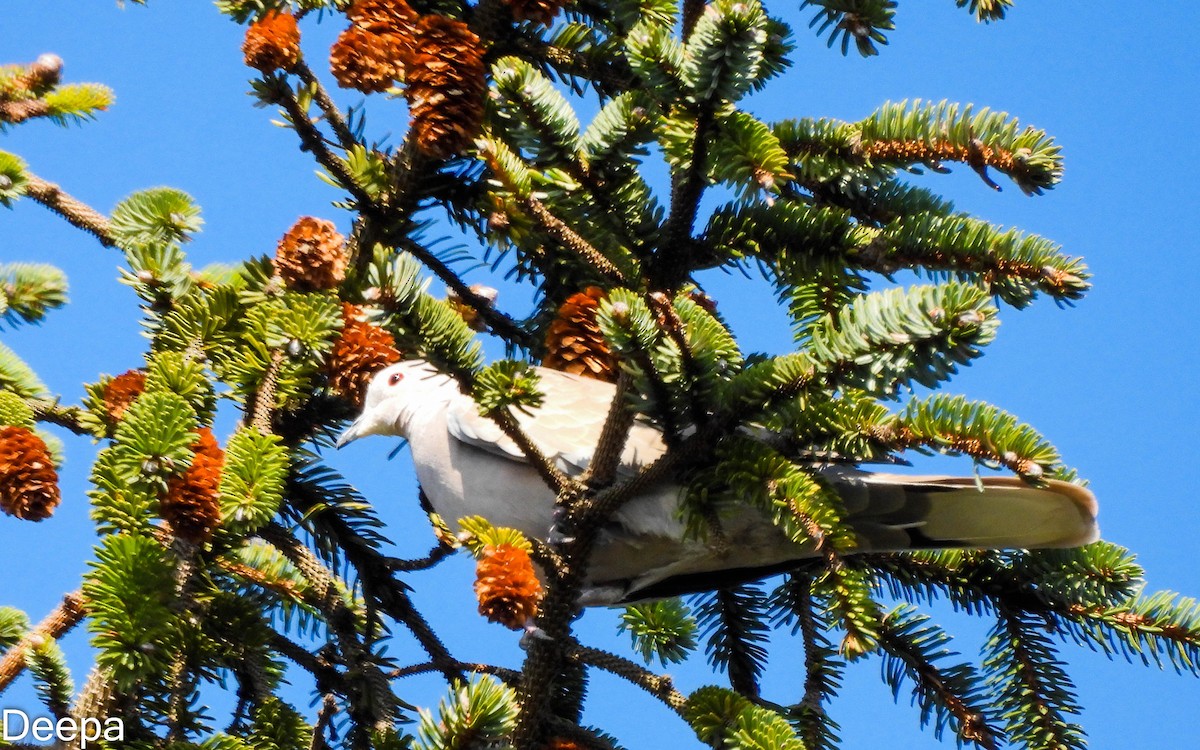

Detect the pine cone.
[
  {"left": 543, "top": 287, "right": 617, "bottom": 382},
  {"left": 474, "top": 544, "right": 543, "bottom": 630},
  {"left": 328, "top": 304, "right": 402, "bottom": 406},
  {"left": 161, "top": 428, "right": 224, "bottom": 543},
  {"left": 242, "top": 10, "right": 301, "bottom": 73},
  {"left": 405, "top": 16, "right": 487, "bottom": 159},
  {"left": 330, "top": 26, "right": 404, "bottom": 93},
  {"left": 504, "top": 0, "right": 570, "bottom": 26},
  {"left": 0, "top": 425, "right": 61, "bottom": 521},
  {"left": 348, "top": 0, "right": 418, "bottom": 36},
  {"left": 102, "top": 369, "right": 146, "bottom": 422},
  {"left": 273, "top": 217, "right": 348, "bottom": 291}
]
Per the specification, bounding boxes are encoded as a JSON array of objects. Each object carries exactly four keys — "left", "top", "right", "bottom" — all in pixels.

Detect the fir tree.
[{"left": 1, "top": 3, "right": 1197, "bottom": 749}]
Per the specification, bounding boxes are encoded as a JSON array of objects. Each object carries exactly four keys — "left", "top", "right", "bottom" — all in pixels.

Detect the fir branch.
[
  {"left": 773, "top": 575, "right": 842, "bottom": 750},
  {"left": 28, "top": 398, "right": 90, "bottom": 436},
  {"left": 250, "top": 348, "right": 286, "bottom": 435},
  {"left": 875, "top": 608, "right": 1000, "bottom": 749},
  {"left": 282, "top": 487, "right": 465, "bottom": 684},
  {"left": 291, "top": 60, "right": 356, "bottom": 151},
  {"left": 986, "top": 605, "right": 1085, "bottom": 750},
  {"left": 0, "top": 590, "right": 86, "bottom": 695},
  {"left": 391, "top": 660, "right": 521, "bottom": 684},
  {"left": 22, "top": 173, "right": 115, "bottom": 247},
  {"left": 569, "top": 643, "right": 688, "bottom": 713},
  {"left": 524, "top": 195, "right": 633, "bottom": 285},
  {"left": 386, "top": 541, "right": 455, "bottom": 572},
  {"left": 654, "top": 106, "right": 716, "bottom": 288},
  {"left": 578, "top": 371, "right": 635, "bottom": 489}
]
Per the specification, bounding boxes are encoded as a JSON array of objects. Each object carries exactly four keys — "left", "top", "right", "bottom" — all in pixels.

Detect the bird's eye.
[{"left": 388, "top": 372, "right": 404, "bottom": 386}]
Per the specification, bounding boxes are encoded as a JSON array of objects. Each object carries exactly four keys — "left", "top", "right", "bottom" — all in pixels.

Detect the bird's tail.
[
  {"left": 589, "top": 471, "right": 1099, "bottom": 605},
  {"left": 838, "top": 472, "right": 1099, "bottom": 552}
]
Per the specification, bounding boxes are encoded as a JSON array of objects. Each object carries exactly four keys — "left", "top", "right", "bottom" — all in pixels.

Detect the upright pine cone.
[
  {"left": 161, "top": 428, "right": 224, "bottom": 543},
  {"left": 0, "top": 426, "right": 60, "bottom": 521},
  {"left": 474, "top": 544, "right": 543, "bottom": 630},
  {"left": 330, "top": 26, "right": 404, "bottom": 93},
  {"left": 242, "top": 10, "right": 301, "bottom": 73},
  {"left": 543, "top": 287, "right": 617, "bottom": 382},
  {"left": 273, "top": 217, "right": 348, "bottom": 291},
  {"left": 328, "top": 304, "right": 402, "bottom": 406},
  {"left": 102, "top": 370, "right": 146, "bottom": 422},
  {"left": 405, "top": 16, "right": 487, "bottom": 159},
  {"left": 504, "top": 0, "right": 570, "bottom": 25}
]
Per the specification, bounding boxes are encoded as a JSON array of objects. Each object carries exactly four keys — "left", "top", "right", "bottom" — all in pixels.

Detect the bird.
[{"left": 337, "top": 360, "right": 1099, "bottom": 606}]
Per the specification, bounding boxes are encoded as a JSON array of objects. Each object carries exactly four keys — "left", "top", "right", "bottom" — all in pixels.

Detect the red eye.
[{"left": 388, "top": 372, "right": 404, "bottom": 386}]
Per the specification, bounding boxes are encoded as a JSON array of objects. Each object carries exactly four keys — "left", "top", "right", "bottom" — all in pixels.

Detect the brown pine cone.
[
  {"left": 242, "top": 10, "right": 301, "bottom": 73},
  {"left": 405, "top": 16, "right": 487, "bottom": 159},
  {"left": 328, "top": 304, "right": 402, "bottom": 406},
  {"left": 160, "top": 428, "right": 224, "bottom": 543},
  {"left": 0, "top": 425, "right": 61, "bottom": 521},
  {"left": 102, "top": 369, "right": 147, "bottom": 422},
  {"left": 330, "top": 25, "right": 404, "bottom": 93},
  {"left": 543, "top": 287, "right": 617, "bottom": 382},
  {"left": 474, "top": 543, "right": 543, "bottom": 630},
  {"left": 348, "top": 0, "right": 418, "bottom": 36},
  {"left": 273, "top": 217, "right": 348, "bottom": 291}
]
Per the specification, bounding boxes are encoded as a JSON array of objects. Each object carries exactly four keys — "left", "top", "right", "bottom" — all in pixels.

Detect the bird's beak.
[{"left": 336, "top": 417, "right": 367, "bottom": 449}]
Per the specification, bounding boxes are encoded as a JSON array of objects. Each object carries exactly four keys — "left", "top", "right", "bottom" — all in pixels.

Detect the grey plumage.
[{"left": 338, "top": 360, "right": 1099, "bottom": 605}]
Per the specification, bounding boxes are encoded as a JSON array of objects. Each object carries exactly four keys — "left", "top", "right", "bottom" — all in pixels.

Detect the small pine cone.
[
  {"left": 330, "top": 26, "right": 403, "bottom": 93},
  {"left": 543, "top": 287, "right": 617, "bottom": 382},
  {"left": 242, "top": 10, "right": 301, "bottom": 73},
  {"left": 405, "top": 16, "right": 487, "bottom": 159},
  {"left": 0, "top": 425, "right": 61, "bottom": 521},
  {"left": 161, "top": 428, "right": 224, "bottom": 543},
  {"left": 504, "top": 0, "right": 570, "bottom": 25},
  {"left": 273, "top": 217, "right": 348, "bottom": 291},
  {"left": 102, "top": 370, "right": 147, "bottom": 422},
  {"left": 474, "top": 544, "right": 543, "bottom": 630},
  {"left": 328, "top": 304, "right": 402, "bottom": 406}
]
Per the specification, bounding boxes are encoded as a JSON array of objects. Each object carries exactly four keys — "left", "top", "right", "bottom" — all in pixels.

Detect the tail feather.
[{"left": 845, "top": 473, "right": 1099, "bottom": 551}]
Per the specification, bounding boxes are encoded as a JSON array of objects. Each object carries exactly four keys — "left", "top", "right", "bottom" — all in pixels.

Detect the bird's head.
[{"left": 336, "top": 360, "right": 453, "bottom": 448}]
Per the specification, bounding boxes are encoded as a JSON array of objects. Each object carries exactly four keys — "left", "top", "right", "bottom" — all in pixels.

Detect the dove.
[{"left": 337, "top": 360, "right": 1099, "bottom": 606}]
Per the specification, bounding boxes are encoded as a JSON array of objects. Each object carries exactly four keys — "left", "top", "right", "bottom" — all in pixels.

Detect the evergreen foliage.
[{"left": 0, "top": 2, "right": 1195, "bottom": 749}]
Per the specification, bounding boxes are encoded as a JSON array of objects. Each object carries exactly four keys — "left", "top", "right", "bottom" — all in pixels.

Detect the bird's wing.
[{"left": 444, "top": 367, "right": 668, "bottom": 476}]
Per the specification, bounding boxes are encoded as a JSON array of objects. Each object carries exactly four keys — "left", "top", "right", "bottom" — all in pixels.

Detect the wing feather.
[{"left": 444, "top": 367, "right": 667, "bottom": 476}]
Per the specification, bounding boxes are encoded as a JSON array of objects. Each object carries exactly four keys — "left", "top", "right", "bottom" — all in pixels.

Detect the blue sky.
[{"left": 2, "top": 1, "right": 1199, "bottom": 747}]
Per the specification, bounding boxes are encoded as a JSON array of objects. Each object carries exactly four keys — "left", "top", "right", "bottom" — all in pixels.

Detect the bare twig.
[
  {"left": 23, "top": 174, "right": 114, "bottom": 248},
  {"left": 569, "top": 643, "right": 688, "bottom": 714},
  {"left": 524, "top": 196, "right": 632, "bottom": 286},
  {"left": 0, "top": 590, "right": 86, "bottom": 694}
]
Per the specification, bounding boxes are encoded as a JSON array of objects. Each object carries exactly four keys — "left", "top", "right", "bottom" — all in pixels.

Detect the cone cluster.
[
  {"left": 160, "top": 428, "right": 224, "bottom": 543},
  {"left": 0, "top": 425, "right": 61, "bottom": 521},
  {"left": 328, "top": 304, "right": 402, "bottom": 406},
  {"left": 242, "top": 10, "right": 301, "bottom": 73},
  {"left": 273, "top": 217, "right": 348, "bottom": 292},
  {"left": 102, "top": 370, "right": 146, "bottom": 423},
  {"left": 473, "top": 543, "right": 543, "bottom": 630},
  {"left": 542, "top": 287, "right": 617, "bottom": 382},
  {"left": 330, "top": 0, "right": 416, "bottom": 93}
]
